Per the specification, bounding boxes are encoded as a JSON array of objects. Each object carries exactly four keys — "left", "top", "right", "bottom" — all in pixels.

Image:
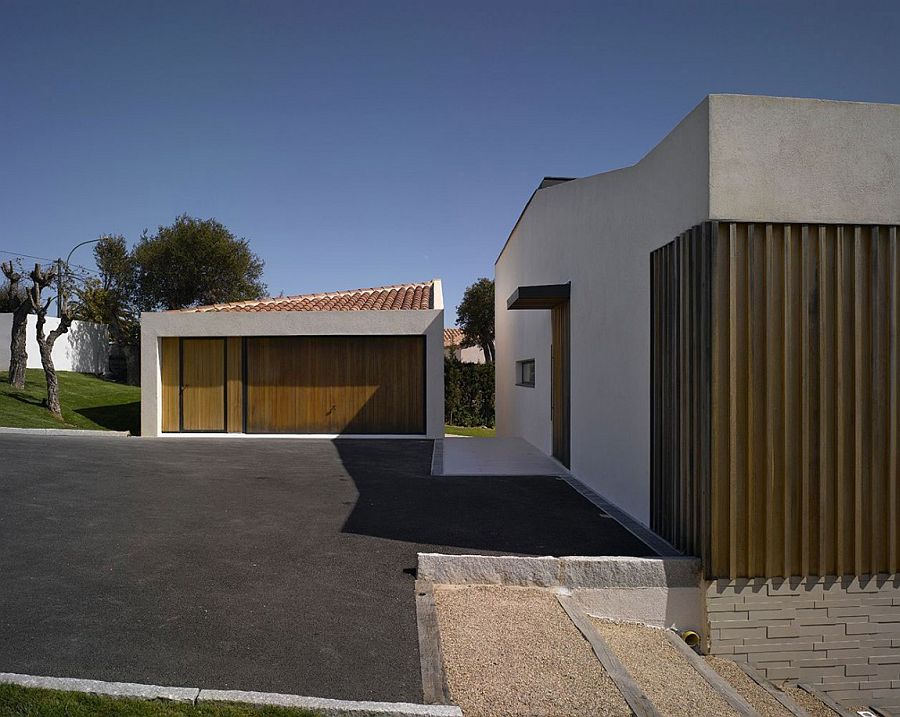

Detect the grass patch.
[
  {"left": 444, "top": 424, "right": 496, "bottom": 438},
  {"left": 0, "top": 683, "right": 318, "bottom": 716},
  {"left": 0, "top": 369, "right": 141, "bottom": 435}
]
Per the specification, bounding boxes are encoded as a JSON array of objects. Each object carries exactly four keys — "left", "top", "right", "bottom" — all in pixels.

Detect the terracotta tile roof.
[
  {"left": 184, "top": 281, "right": 434, "bottom": 313},
  {"left": 444, "top": 327, "right": 465, "bottom": 348}
]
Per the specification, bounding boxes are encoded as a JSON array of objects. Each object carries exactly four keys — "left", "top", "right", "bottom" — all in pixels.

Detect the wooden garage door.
[{"left": 245, "top": 336, "right": 425, "bottom": 434}]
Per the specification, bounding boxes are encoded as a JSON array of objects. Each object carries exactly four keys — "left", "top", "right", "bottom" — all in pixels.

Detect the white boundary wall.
[
  {"left": 140, "top": 282, "right": 445, "bottom": 439},
  {"left": 0, "top": 313, "right": 109, "bottom": 374},
  {"left": 495, "top": 94, "right": 900, "bottom": 524}
]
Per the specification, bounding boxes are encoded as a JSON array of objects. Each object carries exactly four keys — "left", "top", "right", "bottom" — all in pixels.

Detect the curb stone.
[
  {"left": 0, "top": 427, "right": 131, "bottom": 437},
  {"left": 0, "top": 672, "right": 462, "bottom": 716}
]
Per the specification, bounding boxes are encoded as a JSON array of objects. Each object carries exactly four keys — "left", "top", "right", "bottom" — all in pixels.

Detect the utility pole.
[{"left": 56, "top": 258, "right": 64, "bottom": 318}]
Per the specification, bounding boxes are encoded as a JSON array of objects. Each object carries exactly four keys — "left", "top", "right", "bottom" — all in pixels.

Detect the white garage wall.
[
  {"left": 140, "top": 301, "right": 445, "bottom": 439},
  {"left": 0, "top": 313, "right": 109, "bottom": 374}
]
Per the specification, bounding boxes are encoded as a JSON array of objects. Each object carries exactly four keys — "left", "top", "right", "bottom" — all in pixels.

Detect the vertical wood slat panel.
[
  {"left": 160, "top": 337, "right": 180, "bottom": 432},
  {"left": 788, "top": 225, "right": 806, "bottom": 577},
  {"left": 711, "top": 221, "right": 731, "bottom": 577},
  {"left": 887, "top": 227, "right": 900, "bottom": 573},
  {"left": 652, "top": 221, "right": 900, "bottom": 579},
  {"left": 226, "top": 337, "right": 243, "bottom": 433},
  {"left": 818, "top": 226, "right": 837, "bottom": 576}
]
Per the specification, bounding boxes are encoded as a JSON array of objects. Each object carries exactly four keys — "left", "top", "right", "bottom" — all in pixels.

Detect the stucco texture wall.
[
  {"left": 495, "top": 98, "right": 711, "bottom": 523},
  {"left": 0, "top": 313, "right": 109, "bottom": 374},
  {"left": 709, "top": 94, "right": 900, "bottom": 225}
]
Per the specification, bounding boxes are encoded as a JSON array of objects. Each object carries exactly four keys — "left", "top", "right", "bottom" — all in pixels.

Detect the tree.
[
  {"left": 75, "top": 235, "right": 141, "bottom": 384},
  {"left": 134, "top": 215, "right": 266, "bottom": 311},
  {"left": 27, "top": 264, "right": 72, "bottom": 418},
  {"left": 1, "top": 260, "right": 31, "bottom": 388},
  {"left": 457, "top": 278, "right": 495, "bottom": 363}
]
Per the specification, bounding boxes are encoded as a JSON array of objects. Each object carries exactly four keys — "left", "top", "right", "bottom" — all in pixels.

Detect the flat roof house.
[
  {"left": 496, "top": 94, "right": 900, "bottom": 708},
  {"left": 140, "top": 280, "right": 444, "bottom": 438}
]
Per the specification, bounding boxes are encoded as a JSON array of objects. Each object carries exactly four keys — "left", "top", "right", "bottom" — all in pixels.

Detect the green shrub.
[{"left": 444, "top": 356, "right": 494, "bottom": 427}]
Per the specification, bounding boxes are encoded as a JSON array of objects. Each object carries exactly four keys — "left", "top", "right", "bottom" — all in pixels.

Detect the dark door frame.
[
  {"left": 507, "top": 282, "right": 571, "bottom": 468},
  {"left": 550, "top": 301, "right": 571, "bottom": 468}
]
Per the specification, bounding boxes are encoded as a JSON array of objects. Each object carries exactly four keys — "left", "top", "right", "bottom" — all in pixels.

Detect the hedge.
[{"left": 444, "top": 356, "right": 494, "bottom": 427}]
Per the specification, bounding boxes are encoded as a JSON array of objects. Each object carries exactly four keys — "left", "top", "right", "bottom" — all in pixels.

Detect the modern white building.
[
  {"left": 495, "top": 95, "right": 900, "bottom": 707},
  {"left": 443, "top": 328, "right": 486, "bottom": 363},
  {"left": 495, "top": 93, "right": 900, "bottom": 525},
  {"left": 140, "top": 281, "right": 444, "bottom": 439}
]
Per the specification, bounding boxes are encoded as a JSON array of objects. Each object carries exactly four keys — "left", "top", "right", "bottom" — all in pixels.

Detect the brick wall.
[{"left": 706, "top": 575, "right": 900, "bottom": 710}]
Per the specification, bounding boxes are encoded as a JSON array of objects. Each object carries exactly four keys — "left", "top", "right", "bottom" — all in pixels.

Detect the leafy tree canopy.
[
  {"left": 456, "top": 277, "right": 495, "bottom": 363},
  {"left": 134, "top": 214, "right": 266, "bottom": 311}
]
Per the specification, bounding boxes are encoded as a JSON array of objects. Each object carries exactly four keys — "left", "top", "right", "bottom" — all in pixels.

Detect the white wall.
[
  {"left": 140, "top": 303, "right": 445, "bottom": 439},
  {"left": 495, "top": 94, "right": 900, "bottom": 525},
  {"left": 709, "top": 94, "right": 900, "bottom": 225},
  {"left": 0, "top": 313, "right": 109, "bottom": 374},
  {"left": 447, "top": 345, "right": 486, "bottom": 363},
  {"left": 495, "top": 98, "right": 711, "bottom": 523}
]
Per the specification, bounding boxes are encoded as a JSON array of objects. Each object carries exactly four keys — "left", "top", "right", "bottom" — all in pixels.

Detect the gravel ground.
[
  {"left": 782, "top": 685, "right": 843, "bottom": 717},
  {"left": 433, "top": 585, "right": 631, "bottom": 717},
  {"left": 591, "top": 620, "right": 740, "bottom": 717},
  {"left": 705, "top": 656, "right": 794, "bottom": 717}
]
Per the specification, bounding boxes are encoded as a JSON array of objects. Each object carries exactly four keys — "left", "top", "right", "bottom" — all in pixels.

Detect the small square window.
[{"left": 516, "top": 359, "right": 535, "bottom": 387}]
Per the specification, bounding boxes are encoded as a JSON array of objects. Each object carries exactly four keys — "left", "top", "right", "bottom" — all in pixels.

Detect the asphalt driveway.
[{"left": 0, "top": 435, "right": 654, "bottom": 702}]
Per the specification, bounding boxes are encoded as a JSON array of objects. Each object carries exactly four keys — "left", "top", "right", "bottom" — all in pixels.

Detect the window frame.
[{"left": 516, "top": 358, "right": 536, "bottom": 388}]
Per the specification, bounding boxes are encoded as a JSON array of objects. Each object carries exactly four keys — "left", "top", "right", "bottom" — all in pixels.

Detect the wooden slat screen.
[{"left": 652, "top": 222, "right": 900, "bottom": 579}]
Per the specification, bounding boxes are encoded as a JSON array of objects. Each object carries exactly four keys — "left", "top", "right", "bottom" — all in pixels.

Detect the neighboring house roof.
[
  {"left": 444, "top": 327, "right": 465, "bottom": 348},
  {"left": 182, "top": 281, "right": 435, "bottom": 313}
]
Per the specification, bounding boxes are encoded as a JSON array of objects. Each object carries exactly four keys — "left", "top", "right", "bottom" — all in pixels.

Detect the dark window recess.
[{"left": 516, "top": 359, "right": 535, "bottom": 387}]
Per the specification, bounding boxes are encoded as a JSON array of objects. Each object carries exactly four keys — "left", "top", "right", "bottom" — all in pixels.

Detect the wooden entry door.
[
  {"left": 551, "top": 302, "right": 571, "bottom": 467},
  {"left": 180, "top": 338, "right": 226, "bottom": 431}
]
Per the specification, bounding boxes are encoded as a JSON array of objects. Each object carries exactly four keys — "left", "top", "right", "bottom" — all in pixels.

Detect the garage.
[{"left": 143, "top": 281, "right": 443, "bottom": 438}]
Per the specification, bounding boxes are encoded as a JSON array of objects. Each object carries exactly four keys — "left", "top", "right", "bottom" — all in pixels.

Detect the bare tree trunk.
[
  {"left": 28, "top": 263, "right": 72, "bottom": 420},
  {"left": 2, "top": 261, "right": 29, "bottom": 388},
  {"left": 34, "top": 306, "right": 72, "bottom": 419},
  {"left": 8, "top": 305, "right": 28, "bottom": 388}
]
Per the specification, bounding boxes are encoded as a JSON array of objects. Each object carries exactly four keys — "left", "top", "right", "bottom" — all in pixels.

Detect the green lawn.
[
  {"left": 0, "top": 684, "right": 317, "bottom": 717},
  {"left": 0, "top": 369, "right": 141, "bottom": 435},
  {"left": 444, "top": 424, "right": 496, "bottom": 437}
]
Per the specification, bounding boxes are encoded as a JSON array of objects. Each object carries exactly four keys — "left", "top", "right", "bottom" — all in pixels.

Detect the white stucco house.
[
  {"left": 495, "top": 93, "right": 900, "bottom": 525},
  {"left": 443, "top": 328, "right": 486, "bottom": 363},
  {"left": 140, "top": 280, "right": 444, "bottom": 438}
]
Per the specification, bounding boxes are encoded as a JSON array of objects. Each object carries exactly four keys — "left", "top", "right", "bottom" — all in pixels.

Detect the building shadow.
[
  {"left": 334, "top": 439, "right": 656, "bottom": 557},
  {"left": 75, "top": 401, "right": 141, "bottom": 434}
]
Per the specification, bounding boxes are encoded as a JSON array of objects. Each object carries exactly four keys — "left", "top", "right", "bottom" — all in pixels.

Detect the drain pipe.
[{"left": 679, "top": 629, "right": 702, "bottom": 650}]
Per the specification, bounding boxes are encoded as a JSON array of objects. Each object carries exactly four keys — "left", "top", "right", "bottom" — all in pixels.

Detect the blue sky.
[{"left": 2, "top": 1, "right": 899, "bottom": 318}]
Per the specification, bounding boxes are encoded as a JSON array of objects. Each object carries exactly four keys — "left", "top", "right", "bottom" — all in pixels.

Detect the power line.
[
  {"left": 0, "top": 249, "right": 57, "bottom": 263},
  {"left": 0, "top": 249, "right": 100, "bottom": 276}
]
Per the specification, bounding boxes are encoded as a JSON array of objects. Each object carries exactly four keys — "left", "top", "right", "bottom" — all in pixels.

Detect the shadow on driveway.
[{"left": 0, "top": 435, "right": 653, "bottom": 703}]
